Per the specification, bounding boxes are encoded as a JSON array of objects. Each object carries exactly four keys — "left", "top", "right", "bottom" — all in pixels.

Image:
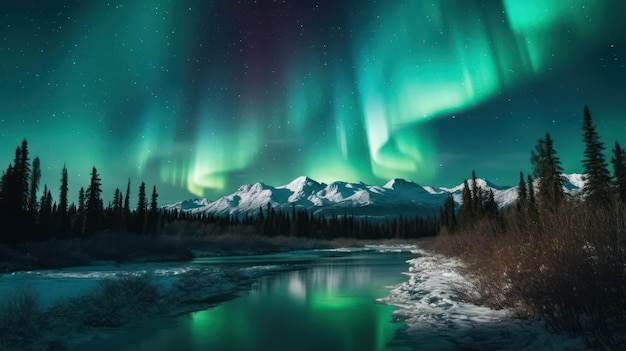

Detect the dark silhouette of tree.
[
  {"left": 111, "top": 188, "right": 124, "bottom": 230},
  {"left": 135, "top": 182, "right": 147, "bottom": 234},
  {"left": 483, "top": 189, "right": 498, "bottom": 219},
  {"left": 85, "top": 167, "right": 103, "bottom": 235},
  {"left": 611, "top": 142, "right": 626, "bottom": 203},
  {"left": 38, "top": 185, "right": 53, "bottom": 239},
  {"left": 581, "top": 106, "right": 612, "bottom": 205},
  {"left": 527, "top": 174, "right": 538, "bottom": 219},
  {"left": 58, "top": 165, "right": 70, "bottom": 236},
  {"left": 16, "top": 139, "right": 31, "bottom": 212},
  {"left": 458, "top": 179, "right": 473, "bottom": 227},
  {"left": 471, "top": 170, "right": 483, "bottom": 216},
  {"left": 147, "top": 185, "right": 159, "bottom": 235},
  {"left": 123, "top": 179, "right": 131, "bottom": 229},
  {"left": 441, "top": 194, "right": 457, "bottom": 232},
  {"left": 531, "top": 133, "right": 565, "bottom": 211},
  {"left": 28, "top": 156, "right": 41, "bottom": 214},
  {"left": 516, "top": 171, "right": 527, "bottom": 214}
]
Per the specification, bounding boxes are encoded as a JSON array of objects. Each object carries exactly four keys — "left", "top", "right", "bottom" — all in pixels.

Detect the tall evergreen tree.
[
  {"left": 147, "top": 185, "right": 159, "bottom": 235},
  {"left": 441, "top": 194, "right": 457, "bottom": 232},
  {"left": 458, "top": 179, "right": 473, "bottom": 227},
  {"left": 123, "top": 179, "right": 131, "bottom": 229},
  {"left": 516, "top": 171, "right": 527, "bottom": 213},
  {"left": 611, "top": 142, "right": 626, "bottom": 203},
  {"left": 581, "top": 106, "right": 612, "bottom": 205},
  {"left": 28, "top": 157, "right": 41, "bottom": 213},
  {"left": 85, "top": 167, "right": 103, "bottom": 235},
  {"left": 531, "top": 133, "right": 565, "bottom": 211},
  {"left": 483, "top": 189, "right": 498, "bottom": 219},
  {"left": 16, "top": 139, "right": 31, "bottom": 212},
  {"left": 75, "top": 187, "right": 86, "bottom": 236},
  {"left": 471, "top": 170, "right": 482, "bottom": 216},
  {"left": 135, "top": 182, "right": 147, "bottom": 234},
  {"left": 58, "top": 165, "right": 69, "bottom": 236},
  {"left": 38, "top": 185, "right": 53, "bottom": 239}
]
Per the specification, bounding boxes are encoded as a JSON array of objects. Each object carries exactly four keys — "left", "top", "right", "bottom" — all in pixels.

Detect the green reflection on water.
[{"left": 122, "top": 254, "right": 413, "bottom": 351}]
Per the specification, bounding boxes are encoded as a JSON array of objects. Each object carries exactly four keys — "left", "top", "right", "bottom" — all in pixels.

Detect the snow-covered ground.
[
  {"left": 378, "top": 248, "right": 589, "bottom": 350},
  {"left": 1, "top": 245, "right": 592, "bottom": 350}
]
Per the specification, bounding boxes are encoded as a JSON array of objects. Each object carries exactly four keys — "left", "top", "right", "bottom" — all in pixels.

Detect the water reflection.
[{"left": 117, "top": 252, "right": 414, "bottom": 351}]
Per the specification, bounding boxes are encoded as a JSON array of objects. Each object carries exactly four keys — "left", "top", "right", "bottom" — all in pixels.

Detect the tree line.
[
  {"left": 0, "top": 140, "right": 439, "bottom": 246},
  {"left": 0, "top": 140, "right": 161, "bottom": 245}
]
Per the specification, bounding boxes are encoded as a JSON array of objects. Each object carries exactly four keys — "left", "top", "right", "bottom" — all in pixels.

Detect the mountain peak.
[{"left": 383, "top": 178, "right": 416, "bottom": 190}]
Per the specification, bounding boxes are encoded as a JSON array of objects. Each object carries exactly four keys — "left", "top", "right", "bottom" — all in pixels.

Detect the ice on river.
[{"left": 378, "top": 249, "right": 589, "bottom": 350}]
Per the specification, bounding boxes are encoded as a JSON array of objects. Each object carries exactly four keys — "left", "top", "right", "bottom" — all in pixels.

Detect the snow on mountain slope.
[{"left": 165, "top": 174, "right": 586, "bottom": 219}]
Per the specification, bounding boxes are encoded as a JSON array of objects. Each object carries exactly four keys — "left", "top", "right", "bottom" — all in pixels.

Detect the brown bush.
[{"left": 429, "top": 200, "right": 625, "bottom": 349}]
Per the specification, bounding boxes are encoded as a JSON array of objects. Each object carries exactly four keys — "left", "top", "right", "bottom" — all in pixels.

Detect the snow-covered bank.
[
  {"left": 378, "top": 249, "right": 589, "bottom": 350},
  {"left": 0, "top": 261, "right": 297, "bottom": 351}
]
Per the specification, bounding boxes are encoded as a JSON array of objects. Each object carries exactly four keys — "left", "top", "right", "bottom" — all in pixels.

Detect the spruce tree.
[
  {"left": 458, "top": 179, "right": 473, "bottom": 227},
  {"left": 123, "top": 179, "right": 131, "bottom": 230},
  {"left": 581, "top": 106, "right": 612, "bottom": 205},
  {"left": 58, "top": 165, "right": 69, "bottom": 236},
  {"left": 442, "top": 194, "right": 457, "bottom": 231},
  {"left": 136, "top": 182, "right": 147, "bottom": 234},
  {"left": 147, "top": 185, "right": 159, "bottom": 235},
  {"left": 28, "top": 157, "right": 41, "bottom": 214},
  {"left": 85, "top": 167, "right": 103, "bottom": 235},
  {"left": 531, "top": 133, "right": 565, "bottom": 211},
  {"left": 516, "top": 171, "right": 527, "bottom": 214},
  {"left": 75, "top": 187, "right": 86, "bottom": 236},
  {"left": 16, "top": 139, "right": 31, "bottom": 212},
  {"left": 611, "top": 142, "right": 626, "bottom": 203},
  {"left": 471, "top": 170, "right": 482, "bottom": 217}
]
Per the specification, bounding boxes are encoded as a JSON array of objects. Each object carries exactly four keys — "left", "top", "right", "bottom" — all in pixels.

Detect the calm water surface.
[{"left": 118, "top": 250, "right": 415, "bottom": 351}]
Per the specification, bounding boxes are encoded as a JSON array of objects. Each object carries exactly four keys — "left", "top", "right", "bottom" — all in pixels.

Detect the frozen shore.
[{"left": 378, "top": 248, "right": 589, "bottom": 350}]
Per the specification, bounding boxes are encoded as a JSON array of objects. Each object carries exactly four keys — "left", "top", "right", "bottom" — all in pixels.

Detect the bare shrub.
[
  {"left": 428, "top": 200, "right": 625, "bottom": 348},
  {"left": 0, "top": 284, "right": 45, "bottom": 349},
  {"left": 80, "top": 274, "right": 161, "bottom": 327}
]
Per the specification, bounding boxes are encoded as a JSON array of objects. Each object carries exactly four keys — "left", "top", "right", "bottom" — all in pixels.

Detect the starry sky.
[{"left": 1, "top": 0, "right": 626, "bottom": 205}]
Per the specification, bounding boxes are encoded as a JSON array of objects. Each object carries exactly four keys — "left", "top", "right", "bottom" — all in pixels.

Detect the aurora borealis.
[{"left": 1, "top": 1, "right": 626, "bottom": 204}]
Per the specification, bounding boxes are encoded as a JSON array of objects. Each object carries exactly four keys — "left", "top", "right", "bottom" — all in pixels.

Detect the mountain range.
[{"left": 163, "top": 174, "right": 586, "bottom": 219}]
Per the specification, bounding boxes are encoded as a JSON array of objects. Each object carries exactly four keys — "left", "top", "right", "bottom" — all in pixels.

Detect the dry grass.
[{"left": 429, "top": 200, "right": 625, "bottom": 349}]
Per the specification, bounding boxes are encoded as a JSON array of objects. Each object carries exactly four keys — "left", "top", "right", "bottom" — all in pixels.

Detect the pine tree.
[
  {"left": 527, "top": 175, "right": 538, "bottom": 219},
  {"left": 483, "top": 189, "right": 498, "bottom": 219},
  {"left": 581, "top": 106, "right": 612, "bottom": 205},
  {"left": 516, "top": 171, "right": 527, "bottom": 214},
  {"left": 112, "top": 188, "right": 124, "bottom": 230},
  {"left": 441, "top": 194, "right": 457, "bottom": 232},
  {"left": 75, "top": 187, "right": 86, "bottom": 236},
  {"left": 28, "top": 157, "right": 41, "bottom": 214},
  {"left": 123, "top": 179, "right": 131, "bottom": 230},
  {"left": 38, "top": 185, "right": 53, "bottom": 239},
  {"left": 16, "top": 139, "right": 31, "bottom": 212},
  {"left": 135, "top": 182, "right": 147, "bottom": 234},
  {"left": 58, "top": 165, "right": 70, "bottom": 236},
  {"left": 471, "top": 170, "right": 482, "bottom": 216},
  {"left": 458, "top": 179, "right": 473, "bottom": 227},
  {"left": 531, "top": 133, "right": 565, "bottom": 211},
  {"left": 147, "top": 185, "right": 159, "bottom": 235},
  {"left": 85, "top": 167, "right": 103, "bottom": 235},
  {"left": 611, "top": 142, "right": 626, "bottom": 203}
]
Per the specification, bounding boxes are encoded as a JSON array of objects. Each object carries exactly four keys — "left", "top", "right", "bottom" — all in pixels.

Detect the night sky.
[{"left": 1, "top": 1, "right": 626, "bottom": 205}]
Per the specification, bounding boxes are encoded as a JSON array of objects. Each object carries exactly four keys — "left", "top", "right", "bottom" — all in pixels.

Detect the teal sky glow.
[{"left": 1, "top": 1, "right": 625, "bottom": 204}]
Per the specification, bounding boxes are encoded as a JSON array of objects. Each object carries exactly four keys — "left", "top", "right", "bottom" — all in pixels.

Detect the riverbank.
[
  {"left": 380, "top": 244, "right": 594, "bottom": 350},
  {"left": 1, "top": 259, "right": 301, "bottom": 350},
  {"left": 0, "top": 237, "right": 418, "bottom": 350},
  {"left": 0, "top": 231, "right": 392, "bottom": 274}
]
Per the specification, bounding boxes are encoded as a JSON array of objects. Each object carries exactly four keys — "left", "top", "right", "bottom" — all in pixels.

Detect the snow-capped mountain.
[{"left": 164, "top": 174, "right": 585, "bottom": 219}]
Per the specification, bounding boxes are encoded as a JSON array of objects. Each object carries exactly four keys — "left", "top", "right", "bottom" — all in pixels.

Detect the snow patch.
[{"left": 379, "top": 249, "right": 589, "bottom": 350}]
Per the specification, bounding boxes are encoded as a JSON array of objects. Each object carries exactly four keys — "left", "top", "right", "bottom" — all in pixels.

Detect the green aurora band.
[{"left": 0, "top": 0, "right": 623, "bottom": 204}]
